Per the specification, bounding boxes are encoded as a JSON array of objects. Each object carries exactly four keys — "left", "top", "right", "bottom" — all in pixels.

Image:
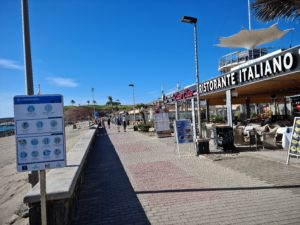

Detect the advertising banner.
[{"left": 174, "top": 119, "right": 193, "bottom": 144}]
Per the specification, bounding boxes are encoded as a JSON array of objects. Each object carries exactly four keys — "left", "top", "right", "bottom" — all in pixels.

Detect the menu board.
[
  {"left": 154, "top": 112, "right": 170, "bottom": 132},
  {"left": 14, "top": 95, "right": 66, "bottom": 172},
  {"left": 174, "top": 119, "right": 194, "bottom": 144},
  {"left": 288, "top": 117, "right": 300, "bottom": 156}
]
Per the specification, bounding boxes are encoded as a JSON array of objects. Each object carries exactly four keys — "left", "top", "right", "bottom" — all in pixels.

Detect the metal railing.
[{"left": 219, "top": 48, "right": 268, "bottom": 73}]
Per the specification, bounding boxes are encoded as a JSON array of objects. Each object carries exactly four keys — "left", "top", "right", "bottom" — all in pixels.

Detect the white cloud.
[
  {"left": 0, "top": 58, "right": 23, "bottom": 70},
  {"left": 47, "top": 77, "right": 78, "bottom": 87}
]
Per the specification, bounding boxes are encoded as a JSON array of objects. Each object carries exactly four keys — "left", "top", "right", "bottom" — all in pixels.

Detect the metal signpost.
[{"left": 14, "top": 94, "right": 66, "bottom": 225}]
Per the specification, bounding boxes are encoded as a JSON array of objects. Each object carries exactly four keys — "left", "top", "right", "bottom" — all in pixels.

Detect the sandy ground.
[{"left": 0, "top": 121, "right": 90, "bottom": 225}]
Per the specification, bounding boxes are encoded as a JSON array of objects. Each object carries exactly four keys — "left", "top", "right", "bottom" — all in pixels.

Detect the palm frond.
[{"left": 252, "top": 0, "right": 300, "bottom": 22}]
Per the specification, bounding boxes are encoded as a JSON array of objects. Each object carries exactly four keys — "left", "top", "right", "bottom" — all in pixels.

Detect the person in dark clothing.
[
  {"left": 122, "top": 115, "right": 127, "bottom": 132},
  {"left": 107, "top": 117, "right": 111, "bottom": 129},
  {"left": 116, "top": 116, "right": 121, "bottom": 132}
]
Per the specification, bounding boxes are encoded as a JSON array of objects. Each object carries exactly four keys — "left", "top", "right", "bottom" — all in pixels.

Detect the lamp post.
[
  {"left": 91, "top": 88, "right": 95, "bottom": 118},
  {"left": 22, "top": 0, "right": 41, "bottom": 189},
  {"left": 181, "top": 16, "right": 202, "bottom": 139},
  {"left": 128, "top": 84, "right": 136, "bottom": 124},
  {"left": 22, "top": 2, "right": 48, "bottom": 224},
  {"left": 22, "top": 0, "right": 34, "bottom": 96}
]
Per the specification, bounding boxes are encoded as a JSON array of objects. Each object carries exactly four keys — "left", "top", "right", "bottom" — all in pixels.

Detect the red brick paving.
[
  {"left": 114, "top": 142, "right": 150, "bottom": 153},
  {"left": 129, "top": 161, "right": 218, "bottom": 206}
]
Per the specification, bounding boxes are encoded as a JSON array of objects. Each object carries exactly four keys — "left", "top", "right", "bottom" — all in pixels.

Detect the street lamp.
[
  {"left": 128, "top": 84, "right": 136, "bottom": 124},
  {"left": 91, "top": 88, "right": 95, "bottom": 118},
  {"left": 22, "top": 0, "right": 34, "bottom": 96},
  {"left": 181, "top": 16, "right": 202, "bottom": 139}
]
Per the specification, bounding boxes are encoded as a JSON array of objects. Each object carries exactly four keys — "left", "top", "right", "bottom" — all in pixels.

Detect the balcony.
[{"left": 218, "top": 48, "right": 268, "bottom": 73}]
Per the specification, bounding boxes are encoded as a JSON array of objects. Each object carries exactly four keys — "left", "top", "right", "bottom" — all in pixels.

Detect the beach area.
[{"left": 0, "top": 121, "right": 90, "bottom": 225}]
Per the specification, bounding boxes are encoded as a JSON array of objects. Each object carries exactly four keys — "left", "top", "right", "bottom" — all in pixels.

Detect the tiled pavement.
[{"left": 72, "top": 125, "right": 300, "bottom": 225}]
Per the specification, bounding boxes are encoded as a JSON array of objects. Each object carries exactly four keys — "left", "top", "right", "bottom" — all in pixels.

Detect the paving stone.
[{"left": 72, "top": 125, "right": 300, "bottom": 225}]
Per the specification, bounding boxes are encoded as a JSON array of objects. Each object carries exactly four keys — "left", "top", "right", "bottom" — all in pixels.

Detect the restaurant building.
[{"left": 155, "top": 23, "right": 300, "bottom": 151}]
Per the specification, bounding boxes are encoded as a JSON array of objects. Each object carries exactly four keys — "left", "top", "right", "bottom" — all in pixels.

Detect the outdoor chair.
[{"left": 261, "top": 125, "right": 281, "bottom": 149}]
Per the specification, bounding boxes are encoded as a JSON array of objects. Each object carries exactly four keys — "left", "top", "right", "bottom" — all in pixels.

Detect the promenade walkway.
[{"left": 72, "top": 125, "right": 300, "bottom": 225}]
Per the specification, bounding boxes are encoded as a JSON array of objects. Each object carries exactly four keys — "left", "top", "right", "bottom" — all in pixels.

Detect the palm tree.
[
  {"left": 107, "top": 96, "right": 113, "bottom": 111},
  {"left": 71, "top": 99, "right": 75, "bottom": 106},
  {"left": 252, "top": 0, "right": 300, "bottom": 22},
  {"left": 93, "top": 100, "right": 96, "bottom": 105},
  {"left": 87, "top": 100, "right": 90, "bottom": 106}
]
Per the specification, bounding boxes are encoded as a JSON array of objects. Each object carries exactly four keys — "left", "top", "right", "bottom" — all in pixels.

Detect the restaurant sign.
[
  {"left": 173, "top": 88, "right": 195, "bottom": 100},
  {"left": 199, "top": 46, "right": 300, "bottom": 94}
]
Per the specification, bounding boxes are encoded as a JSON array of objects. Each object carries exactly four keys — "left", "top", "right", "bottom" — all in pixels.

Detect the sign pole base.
[{"left": 40, "top": 170, "right": 47, "bottom": 225}]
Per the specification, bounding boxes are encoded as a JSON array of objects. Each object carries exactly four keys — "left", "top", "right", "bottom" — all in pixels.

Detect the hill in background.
[{"left": 64, "top": 105, "right": 132, "bottom": 123}]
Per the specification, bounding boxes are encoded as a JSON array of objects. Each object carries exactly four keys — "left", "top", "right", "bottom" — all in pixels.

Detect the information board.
[
  {"left": 174, "top": 119, "right": 193, "bottom": 144},
  {"left": 14, "top": 95, "right": 66, "bottom": 172}
]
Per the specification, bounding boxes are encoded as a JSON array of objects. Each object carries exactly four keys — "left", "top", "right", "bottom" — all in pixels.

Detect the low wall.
[{"left": 23, "top": 127, "right": 96, "bottom": 225}]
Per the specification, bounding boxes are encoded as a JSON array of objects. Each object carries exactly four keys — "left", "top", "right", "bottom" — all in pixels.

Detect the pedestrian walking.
[
  {"left": 96, "top": 118, "right": 101, "bottom": 136},
  {"left": 107, "top": 116, "right": 111, "bottom": 129},
  {"left": 122, "top": 114, "right": 127, "bottom": 132},
  {"left": 101, "top": 117, "right": 105, "bottom": 128},
  {"left": 116, "top": 116, "right": 121, "bottom": 132}
]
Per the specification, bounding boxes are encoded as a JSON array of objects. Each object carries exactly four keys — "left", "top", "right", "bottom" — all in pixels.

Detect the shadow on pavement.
[{"left": 72, "top": 128, "right": 150, "bottom": 225}]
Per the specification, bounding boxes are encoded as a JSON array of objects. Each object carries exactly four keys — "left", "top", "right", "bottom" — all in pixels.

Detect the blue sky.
[{"left": 1, "top": 0, "right": 299, "bottom": 117}]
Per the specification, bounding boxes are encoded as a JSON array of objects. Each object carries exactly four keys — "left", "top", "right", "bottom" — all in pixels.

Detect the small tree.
[
  {"left": 87, "top": 100, "right": 90, "bottom": 105},
  {"left": 107, "top": 96, "right": 113, "bottom": 105},
  {"left": 71, "top": 100, "right": 75, "bottom": 106}
]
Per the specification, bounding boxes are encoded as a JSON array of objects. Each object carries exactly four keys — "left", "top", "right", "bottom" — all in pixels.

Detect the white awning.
[{"left": 216, "top": 24, "right": 292, "bottom": 50}]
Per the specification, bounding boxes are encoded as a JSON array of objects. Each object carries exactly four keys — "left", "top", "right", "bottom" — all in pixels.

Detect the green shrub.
[
  {"left": 211, "top": 115, "right": 225, "bottom": 123},
  {"left": 251, "top": 112, "right": 257, "bottom": 118},
  {"left": 137, "top": 124, "right": 150, "bottom": 132}
]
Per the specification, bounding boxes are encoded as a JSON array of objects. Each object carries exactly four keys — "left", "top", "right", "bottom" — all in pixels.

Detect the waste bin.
[
  {"left": 214, "top": 126, "right": 235, "bottom": 152},
  {"left": 197, "top": 139, "right": 210, "bottom": 155}
]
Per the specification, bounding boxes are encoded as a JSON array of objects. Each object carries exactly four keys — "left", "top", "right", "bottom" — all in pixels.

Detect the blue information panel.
[
  {"left": 174, "top": 119, "right": 193, "bottom": 144},
  {"left": 14, "top": 95, "right": 66, "bottom": 172}
]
